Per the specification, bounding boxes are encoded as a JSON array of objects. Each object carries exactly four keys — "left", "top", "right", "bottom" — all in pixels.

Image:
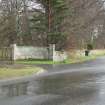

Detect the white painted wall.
[{"left": 13, "top": 44, "right": 50, "bottom": 60}]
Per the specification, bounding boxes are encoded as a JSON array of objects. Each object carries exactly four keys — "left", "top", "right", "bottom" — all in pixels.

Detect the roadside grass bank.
[
  {"left": 16, "top": 50, "right": 105, "bottom": 65},
  {"left": 16, "top": 56, "right": 95, "bottom": 65},
  {"left": 16, "top": 59, "right": 53, "bottom": 65},
  {"left": 0, "top": 65, "right": 43, "bottom": 79},
  {"left": 63, "top": 55, "right": 98, "bottom": 64},
  {"left": 64, "top": 50, "right": 105, "bottom": 64}
]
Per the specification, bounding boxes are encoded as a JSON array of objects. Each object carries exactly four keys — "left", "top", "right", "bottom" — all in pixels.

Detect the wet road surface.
[{"left": 1, "top": 57, "right": 105, "bottom": 105}]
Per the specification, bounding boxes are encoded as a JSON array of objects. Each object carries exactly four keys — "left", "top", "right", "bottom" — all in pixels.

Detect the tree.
[
  {"left": 65, "top": 0, "right": 105, "bottom": 49},
  {"left": 31, "top": 0, "right": 68, "bottom": 50},
  {"left": 0, "top": 0, "right": 32, "bottom": 46},
  {"left": 0, "top": 0, "right": 105, "bottom": 49},
  {"left": 0, "top": 0, "right": 17, "bottom": 46}
]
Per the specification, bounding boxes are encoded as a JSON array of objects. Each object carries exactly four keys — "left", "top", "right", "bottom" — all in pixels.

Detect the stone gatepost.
[
  {"left": 10, "top": 44, "right": 17, "bottom": 61},
  {"left": 49, "top": 44, "right": 55, "bottom": 61}
]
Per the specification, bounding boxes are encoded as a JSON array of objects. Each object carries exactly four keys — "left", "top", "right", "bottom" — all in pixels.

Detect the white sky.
[
  {"left": 28, "top": 1, "right": 43, "bottom": 10},
  {"left": 27, "top": 1, "right": 45, "bottom": 12}
]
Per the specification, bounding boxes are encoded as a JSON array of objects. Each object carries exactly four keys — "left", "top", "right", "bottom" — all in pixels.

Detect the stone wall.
[
  {"left": 53, "top": 51, "right": 68, "bottom": 62},
  {"left": 11, "top": 44, "right": 68, "bottom": 61},
  {"left": 12, "top": 44, "right": 53, "bottom": 60}
]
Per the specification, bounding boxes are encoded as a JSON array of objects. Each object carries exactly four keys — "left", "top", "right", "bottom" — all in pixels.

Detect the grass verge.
[
  {"left": 64, "top": 51, "right": 105, "bottom": 64},
  {"left": 63, "top": 55, "right": 96, "bottom": 64},
  {"left": 0, "top": 66, "right": 43, "bottom": 79},
  {"left": 16, "top": 56, "right": 97, "bottom": 65},
  {"left": 16, "top": 59, "right": 53, "bottom": 65},
  {"left": 16, "top": 50, "right": 105, "bottom": 65}
]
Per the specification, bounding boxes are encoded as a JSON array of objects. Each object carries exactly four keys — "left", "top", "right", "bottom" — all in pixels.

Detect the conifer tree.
[{"left": 32, "top": 0, "right": 68, "bottom": 50}]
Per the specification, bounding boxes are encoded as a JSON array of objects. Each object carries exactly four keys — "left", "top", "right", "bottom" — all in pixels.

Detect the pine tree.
[{"left": 31, "top": 0, "right": 68, "bottom": 50}]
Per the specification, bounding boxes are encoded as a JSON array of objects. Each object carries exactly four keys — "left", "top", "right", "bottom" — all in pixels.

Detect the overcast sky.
[{"left": 28, "top": 1, "right": 43, "bottom": 10}]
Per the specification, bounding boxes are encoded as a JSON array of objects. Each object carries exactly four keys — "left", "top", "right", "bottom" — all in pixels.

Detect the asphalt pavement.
[{"left": 1, "top": 56, "right": 105, "bottom": 105}]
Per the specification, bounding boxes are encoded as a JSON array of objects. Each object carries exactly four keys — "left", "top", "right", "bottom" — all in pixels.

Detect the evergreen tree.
[{"left": 31, "top": 0, "right": 68, "bottom": 50}]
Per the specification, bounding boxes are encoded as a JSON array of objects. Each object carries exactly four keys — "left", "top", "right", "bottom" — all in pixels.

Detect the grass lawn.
[
  {"left": 0, "top": 66, "right": 43, "bottom": 79},
  {"left": 64, "top": 55, "right": 97, "bottom": 64},
  {"left": 16, "top": 59, "right": 53, "bottom": 65},
  {"left": 16, "top": 55, "right": 98, "bottom": 65}
]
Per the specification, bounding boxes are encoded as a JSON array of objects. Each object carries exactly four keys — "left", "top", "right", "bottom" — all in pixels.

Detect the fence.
[{"left": 0, "top": 47, "right": 13, "bottom": 64}]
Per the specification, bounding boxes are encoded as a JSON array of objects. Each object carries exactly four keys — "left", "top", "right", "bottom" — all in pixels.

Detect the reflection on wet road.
[
  {"left": 1, "top": 57, "right": 105, "bottom": 105},
  {"left": 34, "top": 72, "right": 105, "bottom": 105}
]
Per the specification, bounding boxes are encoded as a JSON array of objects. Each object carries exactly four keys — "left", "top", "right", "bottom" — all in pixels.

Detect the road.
[{"left": 1, "top": 57, "right": 105, "bottom": 105}]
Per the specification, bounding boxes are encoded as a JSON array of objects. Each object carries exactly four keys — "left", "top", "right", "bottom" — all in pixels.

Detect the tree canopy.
[
  {"left": 0, "top": 0, "right": 105, "bottom": 49},
  {"left": 31, "top": 0, "right": 68, "bottom": 50}
]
